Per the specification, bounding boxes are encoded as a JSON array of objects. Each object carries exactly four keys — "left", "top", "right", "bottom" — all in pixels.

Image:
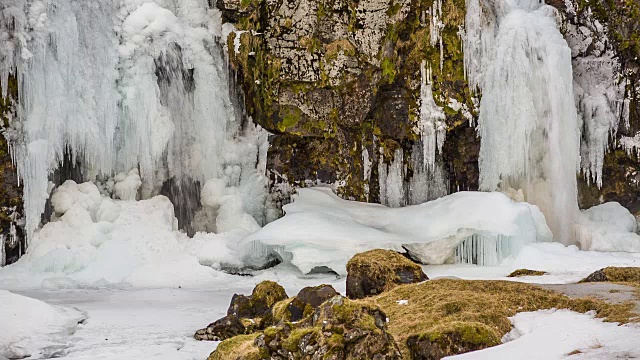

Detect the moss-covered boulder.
[
  {"left": 406, "top": 322, "right": 500, "bottom": 360},
  {"left": 195, "top": 281, "right": 289, "bottom": 341},
  {"left": 253, "top": 295, "right": 401, "bottom": 359},
  {"left": 346, "top": 249, "right": 428, "bottom": 299},
  {"left": 581, "top": 267, "right": 640, "bottom": 284},
  {"left": 272, "top": 284, "right": 339, "bottom": 323}
]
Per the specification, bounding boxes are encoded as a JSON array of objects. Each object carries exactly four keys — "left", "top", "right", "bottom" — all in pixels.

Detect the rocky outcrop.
[
  {"left": 212, "top": 294, "right": 402, "bottom": 360},
  {"left": 581, "top": 267, "right": 640, "bottom": 284},
  {"left": 0, "top": 74, "right": 24, "bottom": 266},
  {"left": 272, "top": 284, "right": 339, "bottom": 322},
  {"left": 220, "top": 0, "right": 476, "bottom": 206},
  {"left": 406, "top": 322, "right": 499, "bottom": 360},
  {"left": 346, "top": 249, "right": 428, "bottom": 299},
  {"left": 195, "top": 281, "right": 288, "bottom": 341}
]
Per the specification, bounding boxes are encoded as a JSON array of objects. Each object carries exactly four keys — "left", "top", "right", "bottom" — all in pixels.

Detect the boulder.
[
  {"left": 195, "top": 281, "right": 288, "bottom": 341},
  {"left": 406, "top": 322, "right": 500, "bottom": 360},
  {"left": 346, "top": 249, "right": 428, "bottom": 299},
  {"left": 194, "top": 315, "right": 246, "bottom": 341},
  {"left": 581, "top": 267, "right": 640, "bottom": 283},
  {"left": 272, "top": 284, "right": 339, "bottom": 323}
]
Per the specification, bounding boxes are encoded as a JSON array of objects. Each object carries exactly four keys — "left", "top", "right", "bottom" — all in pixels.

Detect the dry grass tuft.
[
  {"left": 207, "top": 333, "right": 261, "bottom": 360},
  {"left": 507, "top": 269, "right": 548, "bottom": 277}
]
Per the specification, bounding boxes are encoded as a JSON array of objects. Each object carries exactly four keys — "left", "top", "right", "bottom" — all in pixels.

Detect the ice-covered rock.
[
  {"left": 240, "top": 188, "right": 551, "bottom": 275},
  {"left": 577, "top": 202, "right": 640, "bottom": 252}
]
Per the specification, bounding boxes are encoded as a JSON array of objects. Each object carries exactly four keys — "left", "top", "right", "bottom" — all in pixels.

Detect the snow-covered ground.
[{"left": 447, "top": 309, "right": 640, "bottom": 360}]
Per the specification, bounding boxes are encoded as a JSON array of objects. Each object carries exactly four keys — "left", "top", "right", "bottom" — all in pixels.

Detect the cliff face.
[
  {"left": 221, "top": 0, "right": 477, "bottom": 207},
  {"left": 220, "top": 0, "right": 640, "bottom": 212},
  {"left": 0, "top": 74, "right": 24, "bottom": 266}
]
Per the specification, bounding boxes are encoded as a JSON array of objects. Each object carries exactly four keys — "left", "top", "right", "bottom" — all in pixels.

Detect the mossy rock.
[
  {"left": 346, "top": 249, "right": 428, "bottom": 299},
  {"left": 581, "top": 267, "right": 640, "bottom": 284},
  {"left": 407, "top": 322, "right": 500, "bottom": 360},
  {"left": 207, "top": 333, "right": 262, "bottom": 360},
  {"left": 249, "top": 280, "right": 289, "bottom": 316},
  {"left": 507, "top": 269, "right": 548, "bottom": 277},
  {"left": 272, "top": 284, "right": 339, "bottom": 323},
  {"left": 195, "top": 281, "right": 288, "bottom": 342}
]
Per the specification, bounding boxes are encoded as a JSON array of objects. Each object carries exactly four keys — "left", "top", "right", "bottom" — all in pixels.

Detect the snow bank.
[
  {"left": 578, "top": 202, "right": 640, "bottom": 252},
  {"left": 0, "top": 290, "right": 85, "bottom": 359},
  {"left": 0, "top": 181, "right": 246, "bottom": 288},
  {"left": 424, "top": 242, "right": 640, "bottom": 284},
  {"left": 241, "top": 188, "right": 551, "bottom": 275},
  {"left": 447, "top": 309, "right": 640, "bottom": 359}
]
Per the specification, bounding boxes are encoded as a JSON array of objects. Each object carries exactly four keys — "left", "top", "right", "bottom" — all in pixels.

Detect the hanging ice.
[
  {"left": 418, "top": 60, "right": 447, "bottom": 171},
  {"left": 0, "top": 0, "right": 269, "bottom": 240},
  {"left": 467, "top": 0, "right": 581, "bottom": 245}
]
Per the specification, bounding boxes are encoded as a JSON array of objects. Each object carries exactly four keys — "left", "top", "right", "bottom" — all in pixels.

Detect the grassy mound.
[
  {"left": 507, "top": 269, "right": 548, "bottom": 277},
  {"left": 366, "top": 279, "right": 638, "bottom": 358}
]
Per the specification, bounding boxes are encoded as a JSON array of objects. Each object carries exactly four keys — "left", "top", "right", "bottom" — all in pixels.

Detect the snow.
[
  {"left": 470, "top": 0, "right": 581, "bottom": 246},
  {"left": 577, "top": 202, "right": 640, "bottom": 252},
  {"left": 424, "top": 242, "right": 640, "bottom": 284},
  {"left": 0, "top": 180, "right": 249, "bottom": 289},
  {"left": 0, "top": 289, "right": 85, "bottom": 359},
  {"left": 241, "top": 187, "right": 551, "bottom": 275},
  {"left": 446, "top": 309, "right": 640, "bottom": 360}
]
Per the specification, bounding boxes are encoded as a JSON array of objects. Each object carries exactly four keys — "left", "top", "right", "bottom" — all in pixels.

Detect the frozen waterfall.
[
  {"left": 466, "top": 0, "right": 581, "bottom": 245},
  {"left": 0, "top": 0, "right": 269, "bottom": 240}
]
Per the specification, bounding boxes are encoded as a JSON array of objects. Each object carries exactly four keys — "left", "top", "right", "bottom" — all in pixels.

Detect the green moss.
[
  {"left": 281, "top": 328, "right": 316, "bottom": 352},
  {"left": 208, "top": 333, "right": 261, "bottom": 360},
  {"left": 424, "top": 321, "right": 501, "bottom": 347},
  {"left": 251, "top": 280, "right": 288, "bottom": 310},
  {"left": 380, "top": 58, "right": 396, "bottom": 84}
]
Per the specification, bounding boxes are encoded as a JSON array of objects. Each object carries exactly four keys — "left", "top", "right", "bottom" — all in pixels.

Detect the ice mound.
[
  {"left": 0, "top": 290, "right": 85, "bottom": 359},
  {"left": 577, "top": 202, "right": 640, "bottom": 252},
  {"left": 240, "top": 188, "right": 552, "bottom": 275},
  {"left": 3, "top": 181, "right": 244, "bottom": 288}
]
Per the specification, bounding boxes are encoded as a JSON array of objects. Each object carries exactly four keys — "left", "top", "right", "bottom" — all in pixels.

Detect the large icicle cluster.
[
  {"left": 563, "top": 5, "right": 630, "bottom": 188},
  {"left": 418, "top": 60, "right": 446, "bottom": 172},
  {"left": 0, "top": 0, "right": 269, "bottom": 240},
  {"left": 466, "top": 0, "right": 581, "bottom": 245}
]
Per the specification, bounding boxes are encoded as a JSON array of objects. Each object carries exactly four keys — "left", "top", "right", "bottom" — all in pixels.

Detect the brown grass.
[
  {"left": 507, "top": 269, "right": 548, "bottom": 277},
  {"left": 365, "top": 279, "right": 638, "bottom": 358},
  {"left": 207, "top": 333, "right": 260, "bottom": 360}
]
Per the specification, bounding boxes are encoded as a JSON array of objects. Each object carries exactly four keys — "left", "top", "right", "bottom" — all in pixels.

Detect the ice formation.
[
  {"left": 563, "top": 5, "right": 630, "bottom": 188},
  {"left": 241, "top": 187, "right": 551, "bottom": 275},
  {"left": 466, "top": 0, "right": 581, "bottom": 245},
  {"left": 418, "top": 61, "right": 446, "bottom": 172},
  {"left": 0, "top": 0, "right": 269, "bottom": 240},
  {"left": 0, "top": 180, "right": 248, "bottom": 287}
]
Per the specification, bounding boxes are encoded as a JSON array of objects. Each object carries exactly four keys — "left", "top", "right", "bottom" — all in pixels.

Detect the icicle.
[
  {"left": 418, "top": 61, "right": 446, "bottom": 172},
  {"left": 429, "top": 0, "right": 445, "bottom": 71},
  {"left": 378, "top": 148, "right": 405, "bottom": 208}
]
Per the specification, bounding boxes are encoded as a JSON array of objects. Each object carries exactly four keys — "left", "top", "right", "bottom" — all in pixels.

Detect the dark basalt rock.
[
  {"left": 194, "top": 315, "right": 246, "bottom": 341},
  {"left": 195, "top": 281, "right": 288, "bottom": 341},
  {"left": 346, "top": 249, "right": 428, "bottom": 299},
  {"left": 285, "top": 284, "right": 339, "bottom": 322}
]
